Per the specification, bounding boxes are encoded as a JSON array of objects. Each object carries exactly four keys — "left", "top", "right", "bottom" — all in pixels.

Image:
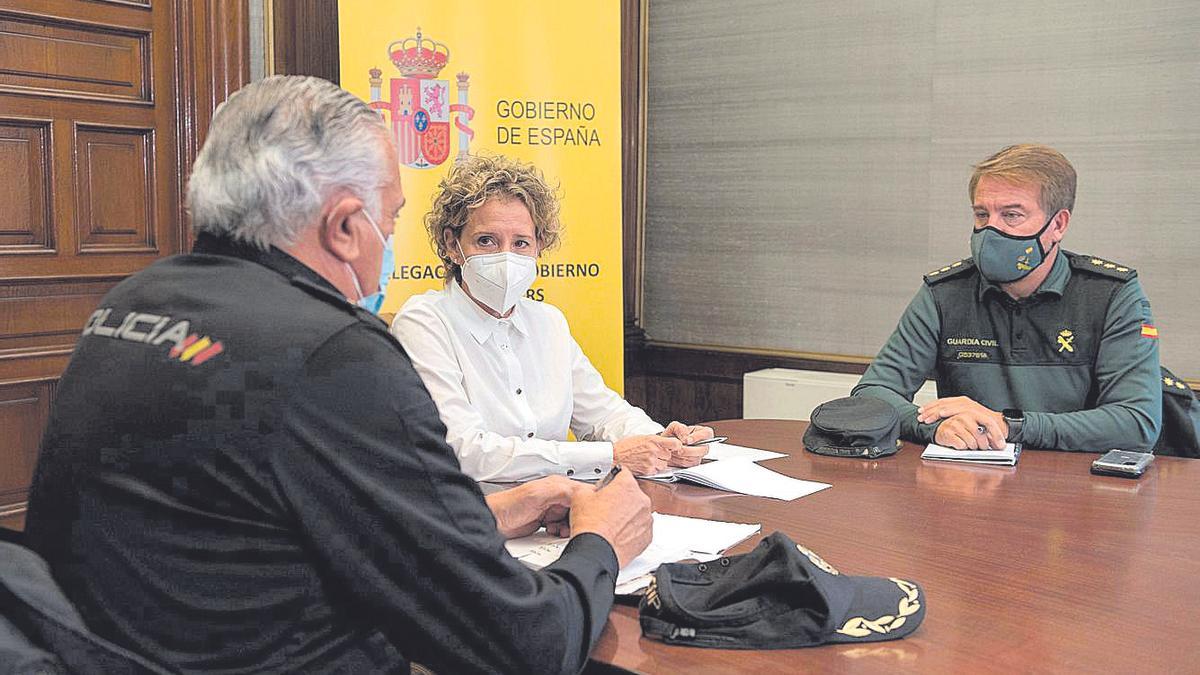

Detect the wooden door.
[{"left": 0, "top": 0, "right": 248, "bottom": 529}]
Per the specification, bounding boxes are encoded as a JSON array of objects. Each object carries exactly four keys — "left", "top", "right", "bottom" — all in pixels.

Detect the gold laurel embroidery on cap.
[
  {"left": 1104, "top": 263, "right": 1116, "bottom": 269},
  {"left": 796, "top": 544, "right": 839, "bottom": 575},
  {"left": 1116, "top": 267, "right": 1129, "bottom": 272},
  {"left": 835, "top": 578, "right": 920, "bottom": 638},
  {"left": 951, "top": 261, "right": 963, "bottom": 267},
  {"left": 939, "top": 266, "right": 951, "bottom": 272},
  {"left": 1177, "top": 382, "right": 1188, "bottom": 390},
  {"left": 1165, "top": 377, "right": 1175, "bottom": 387},
  {"left": 1090, "top": 258, "right": 1104, "bottom": 266}
]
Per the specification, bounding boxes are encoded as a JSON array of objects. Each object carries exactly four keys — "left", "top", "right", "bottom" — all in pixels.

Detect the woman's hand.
[
  {"left": 661, "top": 421, "right": 715, "bottom": 445},
  {"left": 612, "top": 435, "right": 680, "bottom": 475},
  {"left": 661, "top": 422, "right": 716, "bottom": 466}
]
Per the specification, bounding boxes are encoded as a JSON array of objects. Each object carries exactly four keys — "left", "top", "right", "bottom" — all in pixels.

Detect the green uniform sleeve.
[
  {"left": 1023, "top": 278, "right": 1162, "bottom": 451},
  {"left": 852, "top": 284, "right": 944, "bottom": 443}
]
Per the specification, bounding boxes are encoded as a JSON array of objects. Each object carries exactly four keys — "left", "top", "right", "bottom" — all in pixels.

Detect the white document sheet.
[
  {"left": 503, "top": 530, "right": 570, "bottom": 568},
  {"left": 700, "top": 441, "right": 787, "bottom": 463},
  {"left": 651, "top": 512, "right": 761, "bottom": 555},
  {"left": 641, "top": 443, "right": 788, "bottom": 483},
  {"left": 504, "top": 512, "right": 761, "bottom": 588},
  {"left": 644, "top": 459, "right": 831, "bottom": 501}
]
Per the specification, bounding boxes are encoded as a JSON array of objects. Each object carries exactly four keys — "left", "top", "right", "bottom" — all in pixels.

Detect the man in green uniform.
[{"left": 853, "top": 144, "right": 1161, "bottom": 452}]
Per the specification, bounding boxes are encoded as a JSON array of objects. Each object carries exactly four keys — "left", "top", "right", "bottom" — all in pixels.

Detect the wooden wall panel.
[
  {"left": 0, "top": 380, "right": 53, "bottom": 523},
  {"left": 0, "top": 11, "right": 151, "bottom": 103},
  {"left": 74, "top": 124, "right": 156, "bottom": 254},
  {"left": 271, "top": 0, "right": 339, "bottom": 84},
  {"left": 172, "top": 0, "right": 251, "bottom": 246},
  {"left": 621, "top": 0, "right": 647, "bottom": 350},
  {"left": 0, "top": 0, "right": 249, "bottom": 529},
  {"left": 626, "top": 343, "right": 869, "bottom": 424},
  {"left": 0, "top": 118, "right": 53, "bottom": 252},
  {"left": 0, "top": 276, "right": 123, "bottom": 353}
]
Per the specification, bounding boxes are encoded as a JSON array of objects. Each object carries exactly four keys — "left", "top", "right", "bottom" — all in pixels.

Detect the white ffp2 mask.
[{"left": 458, "top": 243, "right": 537, "bottom": 315}]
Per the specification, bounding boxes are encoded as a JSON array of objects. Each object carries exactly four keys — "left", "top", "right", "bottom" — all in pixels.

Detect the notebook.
[{"left": 921, "top": 442, "right": 1022, "bottom": 466}]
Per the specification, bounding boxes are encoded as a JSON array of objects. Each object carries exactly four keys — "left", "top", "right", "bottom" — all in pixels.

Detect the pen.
[
  {"left": 596, "top": 464, "right": 621, "bottom": 490},
  {"left": 687, "top": 436, "right": 728, "bottom": 447},
  {"left": 966, "top": 424, "right": 1007, "bottom": 451}
]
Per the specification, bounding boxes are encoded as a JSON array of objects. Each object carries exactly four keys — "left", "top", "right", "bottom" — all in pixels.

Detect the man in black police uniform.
[{"left": 24, "top": 75, "right": 652, "bottom": 673}]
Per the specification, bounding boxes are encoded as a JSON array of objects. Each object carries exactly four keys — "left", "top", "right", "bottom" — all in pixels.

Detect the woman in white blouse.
[{"left": 391, "top": 155, "right": 712, "bottom": 482}]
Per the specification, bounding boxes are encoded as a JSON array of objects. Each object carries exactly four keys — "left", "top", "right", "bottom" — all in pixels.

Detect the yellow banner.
[{"left": 338, "top": 1, "right": 624, "bottom": 392}]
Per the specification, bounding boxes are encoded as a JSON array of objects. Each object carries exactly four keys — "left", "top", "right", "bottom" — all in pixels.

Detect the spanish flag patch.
[{"left": 1141, "top": 324, "right": 1159, "bottom": 339}]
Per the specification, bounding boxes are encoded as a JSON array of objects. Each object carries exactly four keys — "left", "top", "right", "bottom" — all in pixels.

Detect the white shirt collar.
[{"left": 447, "top": 279, "right": 530, "bottom": 344}]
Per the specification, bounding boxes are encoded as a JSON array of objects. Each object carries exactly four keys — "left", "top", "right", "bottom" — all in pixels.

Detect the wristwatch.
[{"left": 1002, "top": 408, "right": 1024, "bottom": 443}]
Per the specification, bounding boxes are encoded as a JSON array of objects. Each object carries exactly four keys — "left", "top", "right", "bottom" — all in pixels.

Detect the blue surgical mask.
[
  {"left": 970, "top": 214, "right": 1056, "bottom": 284},
  {"left": 344, "top": 208, "right": 395, "bottom": 315}
]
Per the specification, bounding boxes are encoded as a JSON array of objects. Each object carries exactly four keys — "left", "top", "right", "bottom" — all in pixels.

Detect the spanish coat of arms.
[{"left": 368, "top": 28, "right": 474, "bottom": 168}]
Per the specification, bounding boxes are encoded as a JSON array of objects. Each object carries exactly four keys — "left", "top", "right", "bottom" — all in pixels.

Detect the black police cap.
[{"left": 639, "top": 532, "right": 925, "bottom": 649}]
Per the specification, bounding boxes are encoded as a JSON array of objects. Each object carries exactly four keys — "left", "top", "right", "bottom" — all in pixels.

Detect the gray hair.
[{"left": 187, "top": 75, "right": 390, "bottom": 249}]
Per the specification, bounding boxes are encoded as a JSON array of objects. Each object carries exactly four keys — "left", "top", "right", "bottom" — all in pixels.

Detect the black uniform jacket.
[{"left": 24, "top": 234, "right": 618, "bottom": 674}]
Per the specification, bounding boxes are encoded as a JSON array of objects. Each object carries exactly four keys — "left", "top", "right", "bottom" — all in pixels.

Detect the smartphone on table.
[{"left": 1090, "top": 449, "right": 1154, "bottom": 478}]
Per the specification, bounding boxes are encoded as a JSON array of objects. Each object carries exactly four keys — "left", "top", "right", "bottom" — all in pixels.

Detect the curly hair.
[{"left": 425, "top": 154, "right": 562, "bottom": 281}]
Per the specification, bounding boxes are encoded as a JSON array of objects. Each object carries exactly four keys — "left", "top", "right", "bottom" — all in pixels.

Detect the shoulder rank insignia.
[
  {"left": 923, "top": 258, "right": 974, "bottom": 284},
  {"left": 1162, "top": 374, "right": 1195, "bottom": 398},
  {"left": 1068, "top": 252, "right": 1136, "bottom": 280}
]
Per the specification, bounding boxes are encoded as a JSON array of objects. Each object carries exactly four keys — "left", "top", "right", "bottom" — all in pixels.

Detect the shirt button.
[
  {"left": 566, "top": 469, "right": 575, "bottom": 476},
  {"left": 516, "top": 388, "right": 522, "bottom": 395},
  {"left": 594, "top": 467, "right": 603, "bottom": 474},
  {"left": 527, "top": 432, "right": 534, "bottom": 438}
]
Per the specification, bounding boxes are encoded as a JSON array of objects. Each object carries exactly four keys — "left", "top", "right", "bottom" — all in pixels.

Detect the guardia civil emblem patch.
[
  {"left": 1016, "top": 245, "right": 1035, "bottom": 272},
  {"left": 1057, "top": 329, "right": 1075, "bottom": 353}
]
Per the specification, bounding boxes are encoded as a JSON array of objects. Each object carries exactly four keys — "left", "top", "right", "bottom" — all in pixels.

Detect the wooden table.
[{"left": 588, "top": 419, "right": 1200, "bottom": 673}]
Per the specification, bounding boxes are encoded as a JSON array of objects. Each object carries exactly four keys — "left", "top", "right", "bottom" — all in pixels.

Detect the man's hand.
[
  {"left": 613, "top": 435, "right": 680, "bottom": 475},
  {"left": 486, "top": 475, "right": 586, "bottom": 539},
  {"left": 660, "top": 422, "right": 715, "bottom": 467},
  {"left": 569, "top": 469, "right": 653, "bottom": 568},
  {"left": 918, "top": 396, "right": 1008, "bottom": 450}
]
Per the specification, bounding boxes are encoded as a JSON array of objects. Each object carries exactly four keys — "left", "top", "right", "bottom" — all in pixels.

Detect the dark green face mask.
[{"left": 970, "top": 214, "right": 1056, "bottom": 284}]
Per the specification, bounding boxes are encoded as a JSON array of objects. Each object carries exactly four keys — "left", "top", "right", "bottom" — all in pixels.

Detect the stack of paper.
[
  {"left": 921, "top": 442, "right": 1022, "bottom": 466},
  {"left": 645, "top": 459, "right": 831, "bottom": 501},
  {"left": 505, "top": 512, "right": 761, "bottom": 594},
  {"left": 700, "top": 441, "right": 787, "bottom": 463},
  {"left": 585, "top": 440, "right": 785, "bottom": 484}
]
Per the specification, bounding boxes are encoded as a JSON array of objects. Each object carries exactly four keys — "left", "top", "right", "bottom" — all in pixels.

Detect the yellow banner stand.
[{"left": 338, "top": 1, "right": 625, "bottom": 392}]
